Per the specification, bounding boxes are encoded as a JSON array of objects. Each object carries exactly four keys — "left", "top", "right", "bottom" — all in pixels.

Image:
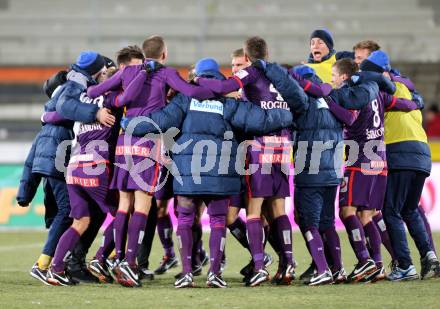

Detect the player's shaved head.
[{"left": 142, "top": 35, "right": 166, "bottom": 59}]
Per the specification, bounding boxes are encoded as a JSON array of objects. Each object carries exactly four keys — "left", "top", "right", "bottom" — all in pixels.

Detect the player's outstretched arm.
[
  {"left": 166, "top": 68, "right": 215, "bottom": 100},
  {"left": 330, "top": 81, "right": 379, "bottom": 110},
  {"left": 324, "top": 97, "right": 358, "bottom": 126},
  {"left": 291, "top": 72, "right": 332, "bottom": 97},
  {"left": 196, "top": 76, "right": 241, "bottom": 96},
  {"left": 390, "top": 72, "right": 415, "bottom": 92},
  {"left": 353, "top": 71, "right": 396, "bottom": 94},
  {"left": 383, "top": 93, "right": 419, "bottom": 112},
  {"left": 122, "top": 94, "right": 188, "bottom": 137},
  {"left": 111, "top": 70, "right": 147, "bottom": 108},
  {"left": 87, "top": 69, "right": 123, "bottom": 98},
  {"left": 41, "top": 111, "right": 69, "bottom": 125},
  {"left": 56, "top": 83, "right": 99, "bottom": 123}
]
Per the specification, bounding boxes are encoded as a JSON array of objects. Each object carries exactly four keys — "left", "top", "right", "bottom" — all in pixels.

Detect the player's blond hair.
[{"left": 353, "top": 40, "right": 381, "bottom": 53}]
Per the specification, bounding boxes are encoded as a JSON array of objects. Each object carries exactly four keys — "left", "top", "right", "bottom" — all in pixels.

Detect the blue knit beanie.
[
  {"left": 195, "top": 58, "right": 220, "bottom": 75},
  {"left": 76, "top": 51, "right": 106, "bottom": 75},
  {"left": 195, "top": 57, "right": 224, "bottom": 80},
  {"left": 360, "top": 50, "right": 391, "bottom": 73},
  {"left": 310, "top": 29, "right": 334, "bottom": 50}
]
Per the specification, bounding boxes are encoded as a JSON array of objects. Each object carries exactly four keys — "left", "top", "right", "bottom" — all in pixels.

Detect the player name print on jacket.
[
  {"left": 235, "top": 68, "right": 290, "bottom": 111},
  {"left": 74, "top": 93, "right": 105, "bottom": 138},
  {"left": 190, "top": 98, "right": 224, "bottom": 115},
  {"left": 366, "top": 127, "right": 385, "bottom": 140},
  {"left": 261, "top": 84, "right": 289, "bottom": 111},
  {"left": 79, "top": 92, "right": 104, "bottom": 106}
]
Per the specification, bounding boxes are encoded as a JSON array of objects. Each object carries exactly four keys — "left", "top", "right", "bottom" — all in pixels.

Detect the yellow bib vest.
[
  {"left": 384, "top": 82, "right": 428, "bottom": 145},
  {"left": 306, "top": 54, "right": 337, "bottom": 84},
  {"left": 295, "top": 53, "right": 336, "bottom": 164}
]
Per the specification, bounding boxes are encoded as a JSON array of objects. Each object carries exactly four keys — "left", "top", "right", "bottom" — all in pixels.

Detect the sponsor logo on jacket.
[{"left": 190, "top": 99, "right": 224, "bottom": 115}]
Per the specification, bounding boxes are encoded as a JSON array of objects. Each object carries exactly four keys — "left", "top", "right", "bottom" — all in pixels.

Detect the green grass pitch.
[{"left": 1, "top": 231, "right": 439, "bottom": 308}]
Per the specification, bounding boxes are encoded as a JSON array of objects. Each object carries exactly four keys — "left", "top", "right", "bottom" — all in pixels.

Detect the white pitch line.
[{"left": 0, "top": 243, "right": 44, "bottom": 252}]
